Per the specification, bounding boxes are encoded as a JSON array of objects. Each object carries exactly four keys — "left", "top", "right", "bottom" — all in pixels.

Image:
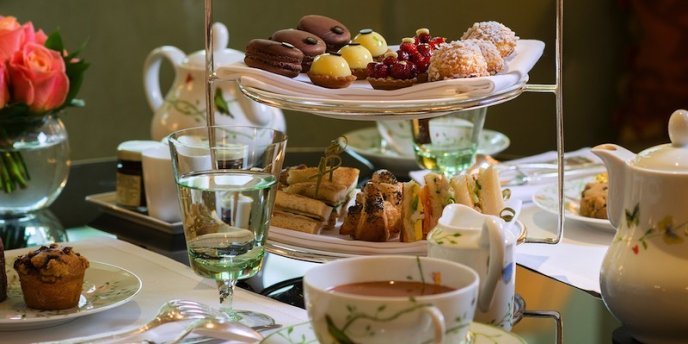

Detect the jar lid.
[
  {"left": 632, "top": 109, "right": 688, "bottom": 172},
  {"left": 117, "top": 140, "right": 164, "bottom": 161}
]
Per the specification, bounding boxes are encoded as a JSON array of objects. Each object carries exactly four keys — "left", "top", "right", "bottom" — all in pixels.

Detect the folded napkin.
[{"left": 216, "top": 40, "right": 544, "bottom": 101}]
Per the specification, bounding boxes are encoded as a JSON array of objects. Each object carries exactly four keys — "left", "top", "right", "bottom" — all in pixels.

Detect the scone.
[
  {"left": 579, "top": 179, "right": 608, "bottom": 219},
  {"left": 428, "top": 40, "right": 489, "bottom": 81},
  {"left": 461, "top": 21, "right": 519, "bottom": 58},
  {"left": 13, "top": 243, "right": 90, "bottom": 310}
]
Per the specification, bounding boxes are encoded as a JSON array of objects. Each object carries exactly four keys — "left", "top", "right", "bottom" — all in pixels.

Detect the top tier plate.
[{"left": 217, "top": 40, "right": 544, "bottom": 120}]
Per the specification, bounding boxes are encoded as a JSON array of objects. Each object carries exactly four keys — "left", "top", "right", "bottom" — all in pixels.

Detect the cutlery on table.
[{"left": 41, "top": 300, "right": 230, "bottom": 344}]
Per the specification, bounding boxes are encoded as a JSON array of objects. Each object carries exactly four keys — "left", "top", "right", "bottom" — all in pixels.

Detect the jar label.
[{"left": 116, "top": 173, "right": 142, "bottom": 207}]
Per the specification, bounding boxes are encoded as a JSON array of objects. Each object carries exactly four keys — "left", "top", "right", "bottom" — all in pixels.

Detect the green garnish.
[{"left": 311, "top": 136, "right": 346, "bottom": 197}]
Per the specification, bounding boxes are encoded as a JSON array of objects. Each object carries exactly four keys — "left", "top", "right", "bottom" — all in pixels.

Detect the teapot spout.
[{"left": 591, "top": 144, "right": 635, "bottom": 228}]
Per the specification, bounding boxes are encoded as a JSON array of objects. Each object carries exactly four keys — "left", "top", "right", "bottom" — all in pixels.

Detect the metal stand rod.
[
  {"left": 204, "top": 0, "right": 217, "bottom": 166},
  {"left": 524, "top": 310, "right": 563, "bottom": 344}
]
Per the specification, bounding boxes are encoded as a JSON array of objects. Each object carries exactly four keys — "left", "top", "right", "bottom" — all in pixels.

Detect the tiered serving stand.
[{"left": 201, "top": 0, "right": 564, "bottom": 342}]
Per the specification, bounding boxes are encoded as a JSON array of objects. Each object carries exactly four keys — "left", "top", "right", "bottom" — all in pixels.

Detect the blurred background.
[{"left": 1, "top": 0, "right": 645, "bottom": 161}]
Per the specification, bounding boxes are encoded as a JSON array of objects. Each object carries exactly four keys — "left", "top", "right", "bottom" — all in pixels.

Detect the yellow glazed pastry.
[
  {"left": 307, "top": 53, "right": 356, "bottom": 89},
  {"left": 353, "top": 29, "right": 388, "bottom": 59},
  {"left": 337, "top": 43, "right": 373, "bottom": 79}
]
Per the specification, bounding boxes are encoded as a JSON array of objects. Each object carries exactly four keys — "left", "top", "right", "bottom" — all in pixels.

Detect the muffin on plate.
[{"left": 13, "top": 243, "right": 90, "bottom": 310}]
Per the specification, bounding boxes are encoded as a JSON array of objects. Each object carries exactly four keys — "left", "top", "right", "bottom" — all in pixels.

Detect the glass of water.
[
  {"left": 168, "top": 125, "right": 287, "bottom": 326},
  {"left": 411, "top": 108, "right": 487, "bottom": 177}
]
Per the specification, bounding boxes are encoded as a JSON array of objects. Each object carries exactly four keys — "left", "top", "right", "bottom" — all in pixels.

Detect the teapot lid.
[
  {"left": 184, "top": 22, "right": 244, "bottom": 69},
  {"left": 633, "top": 109, "right": 688, "bottom": 172}
]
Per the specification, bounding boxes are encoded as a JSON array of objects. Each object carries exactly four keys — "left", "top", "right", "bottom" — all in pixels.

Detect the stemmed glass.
[{"left": 168, "top": 125, "right": 287, "bottom": 326}]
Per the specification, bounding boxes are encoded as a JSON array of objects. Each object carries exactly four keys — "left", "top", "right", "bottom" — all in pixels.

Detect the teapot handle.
[
  {"left": 143, "top": 46, "right": 185, "bottom": 113},
  {"left": 478, "top": 217, "right": 506, "bottom": 313}
]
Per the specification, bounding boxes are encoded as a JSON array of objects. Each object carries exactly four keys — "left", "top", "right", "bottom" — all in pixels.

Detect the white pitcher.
[
  {"left": 427, "top": 204, "right": 516, "bottom": 330},
  {"left": 143, "top": 22, "right": 285, "bottom": 141},
  {"left": 592, "top": 109, "right": 688, "bottom": 344}
]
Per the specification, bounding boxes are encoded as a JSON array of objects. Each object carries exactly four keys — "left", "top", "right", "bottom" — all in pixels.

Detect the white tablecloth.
[{"left": 2, "top": 238, "right": 308, "bottom": 343}]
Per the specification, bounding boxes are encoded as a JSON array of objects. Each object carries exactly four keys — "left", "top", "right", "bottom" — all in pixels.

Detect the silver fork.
[{"left": 45, "top": 300, "right": 230, "bottom": 344}]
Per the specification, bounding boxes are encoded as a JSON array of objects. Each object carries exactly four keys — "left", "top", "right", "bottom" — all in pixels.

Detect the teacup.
[
  {"left": 142, "top": 143, "right": 181, "bottom": 223},
  {"left": 304, "top": 255, "right": 479, "bottom": 344},
  {"left": 376, "top": 120, "right": 414, "bottom": 156}
]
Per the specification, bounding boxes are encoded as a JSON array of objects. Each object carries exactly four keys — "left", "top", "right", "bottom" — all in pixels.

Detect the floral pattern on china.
[{"left": 592, "top": 109, "right": 688, "bottom": 344}]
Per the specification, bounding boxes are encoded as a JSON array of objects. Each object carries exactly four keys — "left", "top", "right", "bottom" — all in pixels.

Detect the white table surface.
[{"left": 2, "top": 238, "right": 308, "bottom": 343}]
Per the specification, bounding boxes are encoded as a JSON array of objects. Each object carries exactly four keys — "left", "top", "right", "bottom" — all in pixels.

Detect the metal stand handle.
[{"left": 524, "top": 310, "right": 563, "bottom": 344}]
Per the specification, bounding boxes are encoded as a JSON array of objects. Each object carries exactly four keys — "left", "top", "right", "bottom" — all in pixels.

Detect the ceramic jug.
[
  {"left": 427, "top": 204, "right": 516, "bottom": 330},
  {"left": 143, "top": 22, "right": 285, "bottom": 141},
  {"left": 592, "top": 109, "right": 688, "bottom": 344}
]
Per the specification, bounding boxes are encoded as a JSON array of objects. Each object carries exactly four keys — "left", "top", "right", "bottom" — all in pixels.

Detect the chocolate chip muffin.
[{"left": 13, "top": 243, "right": 90, "bottom": 310}]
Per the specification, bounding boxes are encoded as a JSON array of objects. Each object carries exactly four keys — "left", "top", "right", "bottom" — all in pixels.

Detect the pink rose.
[
  {"left": 0, "top": 16, "right": 23, "bottom": 63},
  {"left": 8, "top": 42, "right": 69, "bottom": 112},
  {"left": 21, "top": 21, "right": 47, "bottom": 46},
  {"left": 0, "top": 62, "right": 8, "bottom": 108}
]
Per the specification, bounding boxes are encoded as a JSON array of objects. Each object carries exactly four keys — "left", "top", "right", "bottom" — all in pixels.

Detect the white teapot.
[
  {"left": 592, "top": 109, "right": 688, "bottom": 344},
  {"left": 427, "top": 204, "right": 516, "bottom": 330},
  {"left": 143, "top": 23, "right": 285, "bottom": 141}
]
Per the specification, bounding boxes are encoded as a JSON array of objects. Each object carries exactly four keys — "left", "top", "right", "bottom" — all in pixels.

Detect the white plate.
[
  {"left": 0, "top": 261, "right": 142, "bottom": 330},
  {"left": 260, "top": 321, "right": 526, "bottom": 344},
  {"left": 85, "top": 192, "right": 183, "bottom": 234},
  {"left": 267, "top": 220, "right": 526, "bottom": 262},
  {"left": 341, "top": 127, "right": 510, "bottom": 175},
  {"left": 532, "top": 176, "right": 615, "bottom": 231}
]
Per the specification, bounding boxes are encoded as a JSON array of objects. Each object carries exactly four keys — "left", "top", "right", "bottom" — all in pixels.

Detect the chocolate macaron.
[
  {"left": 244, "top": 39, "right": 304, "bottom": 78},
  {"left": 296, "top": 15, "right": 351, "bottom": 53},
  {"left": 270, "top": 29, "right": 326, "bottom": 72}
]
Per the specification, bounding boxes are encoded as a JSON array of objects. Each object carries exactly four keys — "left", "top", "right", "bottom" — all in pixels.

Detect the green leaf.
[
  {"left": 63, "top": 60, "right": 90, "bottom": 109},
  {"left": 325, "top": 315, "right": 355, "bottom": 344},
  {"left": 214, "top": 88, "right": 232, "bottom": 117},
  {"left": 44, "top": 31, "right": 65, "bottom": 53},
  {"left": 65, "top": 37, "right": 90, "bottom": 60}
]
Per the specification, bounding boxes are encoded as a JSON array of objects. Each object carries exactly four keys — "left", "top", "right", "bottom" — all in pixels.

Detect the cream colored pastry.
[
  {"left": 338, "top": 43, "right": 373, "bottom": 79},
  {"left": 307, "top": 53, "right": 356, "bottom": 89},
  {"left": 428, "top": 40, "right": 489, "bottom": 81},
  {"left": 353, "top": 29, "right": 388, "bottom": 58},
  {"left": 461, "top": 21, "right": 519, "bottom": 57},
  {"left": 462, "top": 38, "right": 504, "bottom": 75}
]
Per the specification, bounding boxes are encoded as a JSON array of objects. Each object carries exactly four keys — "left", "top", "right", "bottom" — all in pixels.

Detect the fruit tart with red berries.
[
  {"left": 366, "top": 51, "right": 418, "bottom": 90},
  {"left": 396, "top": 28, "right": 446, "bottom": 83}
]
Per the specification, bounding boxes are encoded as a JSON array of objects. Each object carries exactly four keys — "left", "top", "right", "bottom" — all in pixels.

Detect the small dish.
[
  {"left": 260, "top": 321, "right": 526, "bottom": 344},
  {"left": 85, "top": 192, "right": 183, "bottom": 234},
  {"left": 341, "top": 127, "right": 510, "bottom": 175},
  {"left": 0, "top": 261, "right": 142, "bottom": 330},
  {"left": 532, "top": 176, "right": 615, "bottom": 231}
]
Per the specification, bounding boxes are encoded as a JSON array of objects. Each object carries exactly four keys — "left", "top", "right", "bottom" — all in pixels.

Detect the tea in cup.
[{"left": 303, "top": 255, "right": 479, "bottom": 344}]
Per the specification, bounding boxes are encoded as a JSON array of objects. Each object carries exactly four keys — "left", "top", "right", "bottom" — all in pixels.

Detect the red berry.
[
  {"left": 417, "top": 43, "right": 432, "bottom": 57},
  {"left": 382, "top": 55, "right": 397, "bottom": 66},
  {"left": 372, "top": 63, "right": 389, "bottom": 78},
  {"left": 396, "top": 50, "right": 411, "bottom": 61},
  {"left": 410, "top": 52, "right": 424, "bottom": 64},
  {"left": 400, "top": 42, "right": 417, "bottom": 55},
  {"left": 418, "top": 32, "right": 431, "bottom": 44},
  {"left": 390, "top": 61, "right": 417, "bottom": 79},
  {"left": 430, "top": 36, "right": 446, "bottom": 48},
  {"left": 366, "top": 62, "right": 377, "bottom": 77},
  {"left": 415, "top": 56, "right": 430, "bottom": 73}
]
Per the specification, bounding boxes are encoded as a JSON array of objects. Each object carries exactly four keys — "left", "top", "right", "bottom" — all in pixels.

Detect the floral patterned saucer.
[
  {"left": 0, "top": 261, "right": 142, "bottom": 330},
  {"left": 261, "top": 321, "right": 526, "bottom": 344},
  {"left": 532, "top": 175, "right": 615, "bottom": 231}
]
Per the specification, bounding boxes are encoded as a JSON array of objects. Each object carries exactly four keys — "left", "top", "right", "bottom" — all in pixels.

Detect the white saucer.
[
  {"left": 532, "top": 175, "right": 615, "bottom": 231},
  {"left": 0, "top": 261, "right": 142, "bottom": 330},
  {"left": 260, "top": 321, "right": 526, "bottom": 343},
  {"left": 341, "top": 127, "right": 510, "bottom": 175}
]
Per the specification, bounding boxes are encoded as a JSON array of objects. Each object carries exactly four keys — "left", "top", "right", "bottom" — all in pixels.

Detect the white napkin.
[{"left": 217, "top": 40, "right": 544, "bottom": 101}]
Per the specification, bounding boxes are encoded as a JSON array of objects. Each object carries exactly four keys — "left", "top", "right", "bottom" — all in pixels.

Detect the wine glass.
[
  {"left": 411, "top": 108, "right": 487, "bottom": 177},
  {"left": 168, "top": 125, "right": 287, "bottom": 326}
]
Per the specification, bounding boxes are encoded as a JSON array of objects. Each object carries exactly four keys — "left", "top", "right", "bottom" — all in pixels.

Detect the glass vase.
[{"left": 0, "top": 114, "right": 70, "bottom": 215}]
